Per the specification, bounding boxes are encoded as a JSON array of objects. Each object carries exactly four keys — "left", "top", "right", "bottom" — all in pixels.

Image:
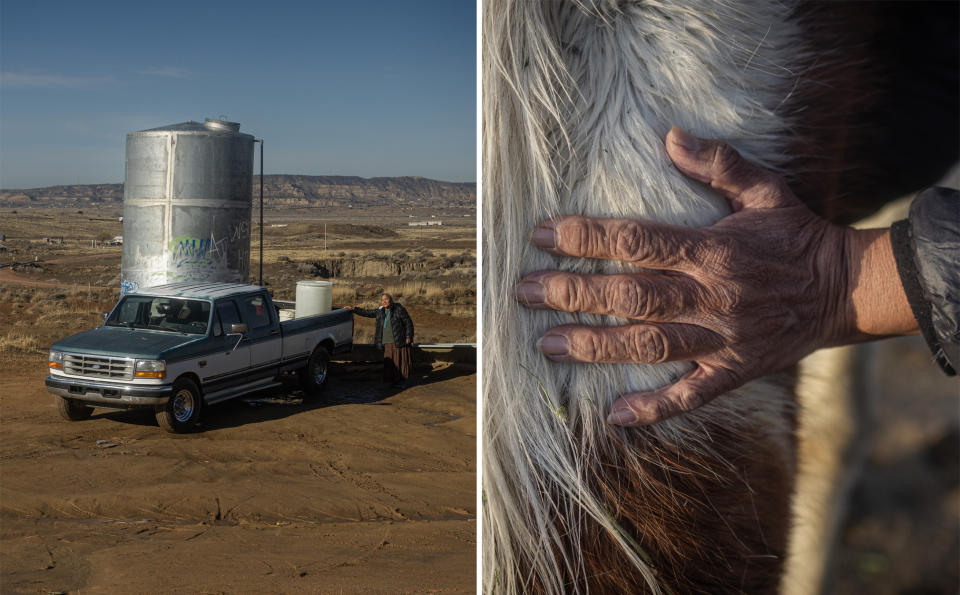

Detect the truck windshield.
[{"left": 105, "top": 296, "right": 211, "bottom": 335}]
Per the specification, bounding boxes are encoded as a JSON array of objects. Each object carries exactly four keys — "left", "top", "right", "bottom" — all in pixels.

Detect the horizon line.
[{"left": 0, "top": 174, "right": 478, "bottom": 193}]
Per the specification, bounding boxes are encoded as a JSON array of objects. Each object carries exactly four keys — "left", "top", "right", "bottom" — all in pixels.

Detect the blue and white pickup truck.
[{"left": 45, "top": 282, "right": 353, "bottom": 432}]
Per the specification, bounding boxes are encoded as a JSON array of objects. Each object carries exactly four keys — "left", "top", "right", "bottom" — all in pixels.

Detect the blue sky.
[{"left": 0, "top": 0, "right": 476, "bottom": 189}]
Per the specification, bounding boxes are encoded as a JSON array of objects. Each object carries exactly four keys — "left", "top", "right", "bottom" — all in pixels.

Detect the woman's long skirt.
[{"left": 382, "top": 343, "right": 412, "bottom": 384}]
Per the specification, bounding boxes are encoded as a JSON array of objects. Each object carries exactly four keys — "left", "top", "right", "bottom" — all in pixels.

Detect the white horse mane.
[{"left": 482, "top": 0, "right": 808, "bottom": 592}]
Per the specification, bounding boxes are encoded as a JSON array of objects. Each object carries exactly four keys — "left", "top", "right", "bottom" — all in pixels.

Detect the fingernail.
[
  {"left": 670, "top": 126, "right": 700, "bottom": 153},
  {"left": 606, "top": 404, "right": 638, "bottom": 426},
  {"left": 515, "top": 280, "right": 545, "bottom": 308},
  {"left": 530, "top": 225, "right": 557, "bottom": 251},
  {"left": 536, "top": 334, "right": 569, "bottom": 358}
]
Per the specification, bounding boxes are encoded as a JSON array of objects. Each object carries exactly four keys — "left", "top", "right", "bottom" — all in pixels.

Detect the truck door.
[
  {"left": 201, "top": 299, "right": 252, "bottom": 385},
  {"left": 237, "top": 292, "right": 282, "bottom": 372}
]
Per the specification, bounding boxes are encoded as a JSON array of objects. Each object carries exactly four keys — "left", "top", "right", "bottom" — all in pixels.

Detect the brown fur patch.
[
  {"left": 578, "top": 424, "right": 793, "bottom": 593},
  {"left": 512, "top": 376, "right": 798, "bottom": 594}
]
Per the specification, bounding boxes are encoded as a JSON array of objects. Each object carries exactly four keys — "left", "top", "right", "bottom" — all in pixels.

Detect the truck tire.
[
  {"left": 57, "top": 396, "right": 93, "bottom": 421},
  {"left": 300, "top": 345, "right": 331, "bottom": 398},
  {"left": 156, "top": 377, "right": 202, "bottom": 433}
]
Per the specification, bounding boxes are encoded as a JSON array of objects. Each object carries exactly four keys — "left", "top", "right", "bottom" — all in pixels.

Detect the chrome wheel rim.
[
  {"left": 312, "top": 360, "right": 328, "bottom": 385},
  {"left": 172, "top": 389, "right": 195, "bottom": 422}
]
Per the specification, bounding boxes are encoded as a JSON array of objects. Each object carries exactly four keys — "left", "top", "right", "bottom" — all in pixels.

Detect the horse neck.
[{"left": 483, "top": 1, "right": 802, "bottom": 593}]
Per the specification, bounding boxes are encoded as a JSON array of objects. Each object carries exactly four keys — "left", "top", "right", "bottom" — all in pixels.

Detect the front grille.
[{"left": 62, "top": 353, "right": 134, "bottom": 380}]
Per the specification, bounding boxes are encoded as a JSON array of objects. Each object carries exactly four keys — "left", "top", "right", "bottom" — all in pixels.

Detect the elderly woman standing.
[{"left": 346, "top": 293, "right": 415, "bottom": 388}]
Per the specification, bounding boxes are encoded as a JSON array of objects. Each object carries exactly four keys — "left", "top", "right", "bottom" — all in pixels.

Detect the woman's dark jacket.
[{"left": 353, "top": 303, "right": 415, "bottom": 349}]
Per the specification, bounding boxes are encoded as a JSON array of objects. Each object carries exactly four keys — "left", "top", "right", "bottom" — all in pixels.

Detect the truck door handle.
[
  {"left": 199, "top": 360, "right": 207, "bottom": 367},
  {"left": 269, "top": 330, "right": 280, "bottom": 336}
]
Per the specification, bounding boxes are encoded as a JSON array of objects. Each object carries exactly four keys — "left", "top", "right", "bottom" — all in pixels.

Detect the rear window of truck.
[{"left": 239, "top": 294, "right": 272, "bottom": 330}]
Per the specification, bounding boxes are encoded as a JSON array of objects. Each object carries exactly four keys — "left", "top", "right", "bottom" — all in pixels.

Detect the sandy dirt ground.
[{"left": 0, "top": 357, "right": 476, "bottom": 594}]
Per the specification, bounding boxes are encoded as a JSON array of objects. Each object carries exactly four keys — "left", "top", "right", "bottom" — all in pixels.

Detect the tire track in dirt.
[
  {"left": 0, "top": 267, "right": 115, "bottom": 290},
  {"left": 0, "top": 268, "right": 67, "bottom": 288}
]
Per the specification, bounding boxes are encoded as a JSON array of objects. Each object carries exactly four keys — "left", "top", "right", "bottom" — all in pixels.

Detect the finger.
[
  {"left": 530, "top": 215, "right": 704, "bottom": 271},
  {"left": 516, "top": 270, "right": 700, "bottom": 322},
  {"left": 606, "top": 362, "right": 740, "bottom": 426},
  {"left": 665, "top": 126, "right": 794, "bottom": 212},
  {"left": 536, "top": 323, "right": 722, "bottom": 364}
]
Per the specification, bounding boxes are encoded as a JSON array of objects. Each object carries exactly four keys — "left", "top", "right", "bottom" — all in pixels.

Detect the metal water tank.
[{"left": 121, "top": 118, "right": 255, "bottom": 292}]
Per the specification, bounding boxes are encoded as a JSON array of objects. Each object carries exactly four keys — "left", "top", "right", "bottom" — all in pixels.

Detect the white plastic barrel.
[{"left": 295, "top": 280, "right": 333, "bottom": 318}]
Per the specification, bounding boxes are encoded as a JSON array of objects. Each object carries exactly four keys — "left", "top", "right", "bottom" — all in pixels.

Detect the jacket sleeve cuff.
[{"left": 890, "top": 187, "right": 959, "bottom": 376}]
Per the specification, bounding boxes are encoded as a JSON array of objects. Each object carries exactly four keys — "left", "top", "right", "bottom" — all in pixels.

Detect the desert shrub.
[
  {"left": 297, "top": 262, "right": 318, "bottom": 275},
  {"left": 277, "top": 255, "right": 290, "bottom": 262},
  {"left": 443, "top": 286, "right": 475, "bottom": 303}
]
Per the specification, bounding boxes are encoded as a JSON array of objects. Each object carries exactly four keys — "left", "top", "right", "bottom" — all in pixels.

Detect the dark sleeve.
[
  {"left": 400, "top": 305, "right": 414, "bottom": 340},
  {"left": 352, "top": 307, "right": 377, "bottom": 318},
  {"left": 890, "top": 187, "right": 959, "bottom": 375}
]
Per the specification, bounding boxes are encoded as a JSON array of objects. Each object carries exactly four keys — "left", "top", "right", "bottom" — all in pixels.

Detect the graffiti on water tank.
[
  {"left": 163, "top": 229, "right": 246, "bottom": 280},
  {"left": 125, "top": 226, "right": 250, "bottom": 287},
  {"left": 230, "top": 220, "right": 249, "bottom": 241},
  {"left": 168, "top": 235, "right": 213, "bottom": 265}
]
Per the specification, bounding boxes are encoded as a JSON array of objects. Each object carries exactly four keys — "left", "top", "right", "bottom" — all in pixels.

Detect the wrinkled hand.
[
  {"left": 516, "top": 127, "right": 884, "bottom": 426},
  {"left": 344, "top": 305, "right": 354, "bottom": 311}
]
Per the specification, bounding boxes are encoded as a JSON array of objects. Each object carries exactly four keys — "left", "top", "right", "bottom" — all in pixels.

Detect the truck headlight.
[
  {"left": 49, "top": 351, "right": 63, "bottom": 370},
  {"left": 135, "top": 360, "right": 166, "bottom": 379}
]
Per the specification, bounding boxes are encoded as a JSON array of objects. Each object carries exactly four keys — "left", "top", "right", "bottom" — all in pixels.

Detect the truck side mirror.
[{"left": 226, "top": 323, "right": 248, "bottom": 353}]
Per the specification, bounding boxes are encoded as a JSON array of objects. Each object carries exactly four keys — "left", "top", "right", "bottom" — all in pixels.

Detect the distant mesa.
[{"left": 0, "top": 175, "right": 476, "bottom": 208}]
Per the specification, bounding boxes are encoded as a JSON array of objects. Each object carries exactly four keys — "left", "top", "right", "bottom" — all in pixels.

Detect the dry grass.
[
  {"left": 336, "top": 280, "right": 475, "bottom": 308},
  {"left": 0, "top": 328, "right": 40, "bottom": 353},
  {"left": 383, "top": 280, "right": 474, "bottom": 303},
  {"left": 0, "top": 286, "right": 118, "bottom": 355},
  {"left": 432, "top": 304, "right": 477, "bottom": 318},
  {"left": 270, "top": 277, "right": 474, "bottom": 315}
]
